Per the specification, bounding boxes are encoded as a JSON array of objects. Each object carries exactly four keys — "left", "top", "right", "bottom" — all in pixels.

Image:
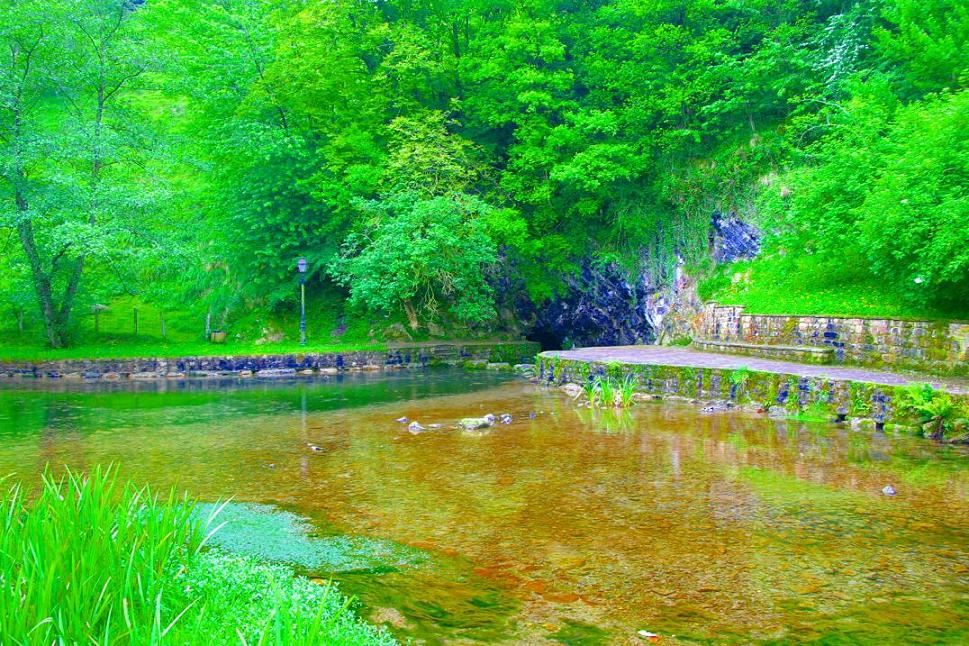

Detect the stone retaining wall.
[
  {"left": 0, "top": 341, "right": 541, "bottom": 380},
  {"left": 694, "top": 303, "right": 969, "bottom": 375},
  {"left": 538, "top": 354, "right": 969, "bottom": 428},
  {"left": 692, "top": 339, "right": 834, "bottom": 365}
]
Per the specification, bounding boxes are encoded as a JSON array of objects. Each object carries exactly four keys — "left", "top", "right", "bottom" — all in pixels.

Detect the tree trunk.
[
  {"left": 403, "top": 299, "right": 420, "bottom": 331},
  {"left": 16, "top": 202, "right": 66, "bottom": 348}
]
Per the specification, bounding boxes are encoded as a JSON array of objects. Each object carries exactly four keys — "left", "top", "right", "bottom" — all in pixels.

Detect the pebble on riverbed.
[
  {"left": 407, "top": 421, "right": 426, "bottom": 433},
  {"left": 882, "top": 485, "right": 897, "bottom": 496}
]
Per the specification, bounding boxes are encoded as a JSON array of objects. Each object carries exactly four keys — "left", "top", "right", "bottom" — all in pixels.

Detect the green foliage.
[
  {"left": 729, "top": 366, "right": 752, "bottom": 388},
  {"left": 617, "top": 375, "right": 637, "bottom": 408},
  {"left": 597, "top": 378, "right": 617, "bottom": 409},
  {"left": 700, "top": 252, "right": 969, "bottom": 320},
  {"left": 0, "top": 467, "right": 391, "bottom": 645},
  {"left": 898, "top": 382, "right": 965, "bottom": 439},
  {"left": 4, "top": 0, "right": 969, "bottom": 346},
  {"left": 330, "top": 193, "right": 499, "bottom": 327},
  {"left": 754, "top": 87, "right": 969, "bottom": 310}
]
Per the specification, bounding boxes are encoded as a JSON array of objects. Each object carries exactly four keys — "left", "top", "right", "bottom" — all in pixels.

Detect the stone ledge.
[
  {"left": 0, "top": 341, "right": 541, "bottom": 380},
  {"left": 692, "top": 339, "right": 834, "bottom": 365}
]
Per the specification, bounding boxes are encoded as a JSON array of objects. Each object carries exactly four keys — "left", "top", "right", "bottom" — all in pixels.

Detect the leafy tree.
[
  {"left": 330, "top": 193, "right": 498, "bottom": 329},
  {"left": 0, "top": 0, "right": 164, "bottom": 347}
]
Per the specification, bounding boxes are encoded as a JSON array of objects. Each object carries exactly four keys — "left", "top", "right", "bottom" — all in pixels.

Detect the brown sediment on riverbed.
[{"left": 0, "top": 341, "right": 540, "bottom": 380}]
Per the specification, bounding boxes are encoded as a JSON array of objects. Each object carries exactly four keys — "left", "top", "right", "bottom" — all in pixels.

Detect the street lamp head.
[{"left": 297, "top": 257, "right": 307, "bottom": 274}]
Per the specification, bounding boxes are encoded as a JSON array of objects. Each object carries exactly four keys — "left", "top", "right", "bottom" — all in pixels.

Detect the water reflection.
[{"left": 0, "top": 371, "right": 966, "bottom": 644}]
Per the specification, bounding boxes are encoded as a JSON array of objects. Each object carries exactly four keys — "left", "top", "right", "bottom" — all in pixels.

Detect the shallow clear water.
[{"left": 1, "top": 370, "right": 967, "bottom": 645}]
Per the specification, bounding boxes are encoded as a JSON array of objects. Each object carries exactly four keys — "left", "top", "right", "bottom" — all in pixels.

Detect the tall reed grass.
[
  {"left": 0, "top": 467, "right": 394, "bottom": 645},
  {"left": 583, "top": 375, "right": 637, "bottom": 409}
]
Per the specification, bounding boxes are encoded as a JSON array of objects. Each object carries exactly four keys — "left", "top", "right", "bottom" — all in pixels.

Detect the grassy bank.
[
  {"left": 0, "top": 467, "right": 394, "bottom": 645},
  {"left": 699, "top": 253, "right": 969, "bottom": 321}
]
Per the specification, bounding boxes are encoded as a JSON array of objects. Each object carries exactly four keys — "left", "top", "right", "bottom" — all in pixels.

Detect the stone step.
[{"left": 692, "top": 339, "right": 834, "bottom": 365}]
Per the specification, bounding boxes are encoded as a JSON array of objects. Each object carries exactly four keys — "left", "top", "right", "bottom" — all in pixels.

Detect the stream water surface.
[{"left": 0, "top": 369, "right": 966, "bottom": 645}]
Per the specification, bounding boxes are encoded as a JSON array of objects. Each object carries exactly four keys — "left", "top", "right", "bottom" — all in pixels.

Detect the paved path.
[{"left": 543, "top": 345, "right": 969, "bottom": 394}]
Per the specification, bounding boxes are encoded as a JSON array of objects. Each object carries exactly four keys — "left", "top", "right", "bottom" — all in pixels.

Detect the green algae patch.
[
  {"left": 551, "top": 620, "right": 613, "bottom": 645},
  {"left": 195, "top": 502, "right": 427, "bottom": 574},
  {"left": 733, "top": 466, "right": 872, "bottom": 508}
]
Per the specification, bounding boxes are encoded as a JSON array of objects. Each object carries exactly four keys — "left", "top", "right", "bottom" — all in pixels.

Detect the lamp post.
[{"left": 297, "top": 257, "right": 307, "bottom": 346}]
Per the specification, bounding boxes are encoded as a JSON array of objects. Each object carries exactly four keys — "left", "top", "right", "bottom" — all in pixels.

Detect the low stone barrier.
[
  {"left": 692, "top": 339, "right": 834, "bottom": 364},
  {"left": 538, "top": 353, "right": 969, "bottom": 430},
  {"left": 0, "top": 341, "right": 541, "bottom": 380},
  {"left": 694, "top": 303, "right": 969, "bottom": 376}
]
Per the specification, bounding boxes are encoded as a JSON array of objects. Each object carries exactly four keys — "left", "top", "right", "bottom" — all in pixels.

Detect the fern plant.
[{"left": 898, "top": 383, "right": 962, "bottom": 440}]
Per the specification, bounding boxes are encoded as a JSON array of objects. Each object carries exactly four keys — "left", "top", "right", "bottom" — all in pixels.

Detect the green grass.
[
  {"left": 0, "top": 467, "right": 395, "bottom": 645},
  {"left": 0, "top": 289, "right": 476, "bottom": 360},
  {"left": 699, "top": 253, "right": 969, "bottom": 321}
]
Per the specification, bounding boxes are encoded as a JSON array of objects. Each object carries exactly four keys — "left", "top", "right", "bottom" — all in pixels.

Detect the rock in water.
[
  {"left": 459, "top": 415, "right": 496, "bottom": 430},
  {"left": 395, "top": 416, "right": 409, "bottom": 424},
  {"left": 499, "top": 413, "right": 513, "bottom": 424},
  {"left": 882, "top": 485, "right": 897, "bottom": 496},
  {"left": 514, "top": 363, "right": 537, "bottom": 376},
  {"left": 560, "top": 383, "right": 584, "bottom": 399},
  {"left": 407, "top": 421, "right": 426, "bottom": 433}
]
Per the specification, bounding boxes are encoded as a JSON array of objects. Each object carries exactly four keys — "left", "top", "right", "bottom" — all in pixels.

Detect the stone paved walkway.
[{"left": 543, "top": 345, "right": 969, "bottom": 394}]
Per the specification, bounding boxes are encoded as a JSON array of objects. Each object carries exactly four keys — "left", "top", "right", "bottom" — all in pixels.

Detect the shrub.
[{"left": 897, "top": 383, "right": 964, "bottom": 440}]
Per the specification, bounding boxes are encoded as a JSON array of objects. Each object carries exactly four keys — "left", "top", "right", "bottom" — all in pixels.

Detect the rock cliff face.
[{"left": 519, "top": 210, "right": 760, "bottom": 349}]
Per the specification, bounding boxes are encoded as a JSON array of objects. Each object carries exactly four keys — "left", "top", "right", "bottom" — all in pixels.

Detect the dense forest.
[{"left": 1, "top": 0, "right": 966, "bottom": 349}]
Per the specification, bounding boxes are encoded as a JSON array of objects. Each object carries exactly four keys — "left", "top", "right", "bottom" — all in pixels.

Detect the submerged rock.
[
  {"left": 559, "top": 383, "right": 584, "bottom": 399},
  {"left": 499, "top": 413, "right": 513, "bottom": 425},
  {"left": 882, "top": 485, "right": 897, "bottom": 496},
  {"left": 700, "top": 401, "right": 732, "bottom": 413},
  {"left": 459, "top": 414, "right": 496, "bottom": 430},
  {"left": 395, "top": 416, "right": 409, "bottom": 424}
]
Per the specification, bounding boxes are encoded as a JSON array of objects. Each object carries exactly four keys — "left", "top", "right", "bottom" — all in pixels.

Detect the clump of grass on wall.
[
  {"left": 584, "top": 375, "right": 637, "bottom": 409},
  {"left": 0, "top": 467, "right": 395, "bottom": 645}
]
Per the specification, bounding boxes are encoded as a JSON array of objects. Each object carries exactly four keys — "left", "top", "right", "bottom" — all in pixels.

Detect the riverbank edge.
[
  {"left": 0, "top": 341, "right": 541, "bottom": 380},
  {"left": 537, "top": 352, "right": 969, "bottom": 434}
]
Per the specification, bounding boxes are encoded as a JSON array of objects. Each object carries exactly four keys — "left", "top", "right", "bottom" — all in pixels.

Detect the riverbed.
[{"left": 1, "top": 369, "right": 966, "bottom": 644}]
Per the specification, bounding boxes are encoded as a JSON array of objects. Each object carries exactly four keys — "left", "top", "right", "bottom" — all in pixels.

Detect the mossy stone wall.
[
  {"left": 538, "top": 354, "right": 969, "bottom": 427},
  {"left": 694, "top": 304, "right": 969, "bottom": 376}
]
